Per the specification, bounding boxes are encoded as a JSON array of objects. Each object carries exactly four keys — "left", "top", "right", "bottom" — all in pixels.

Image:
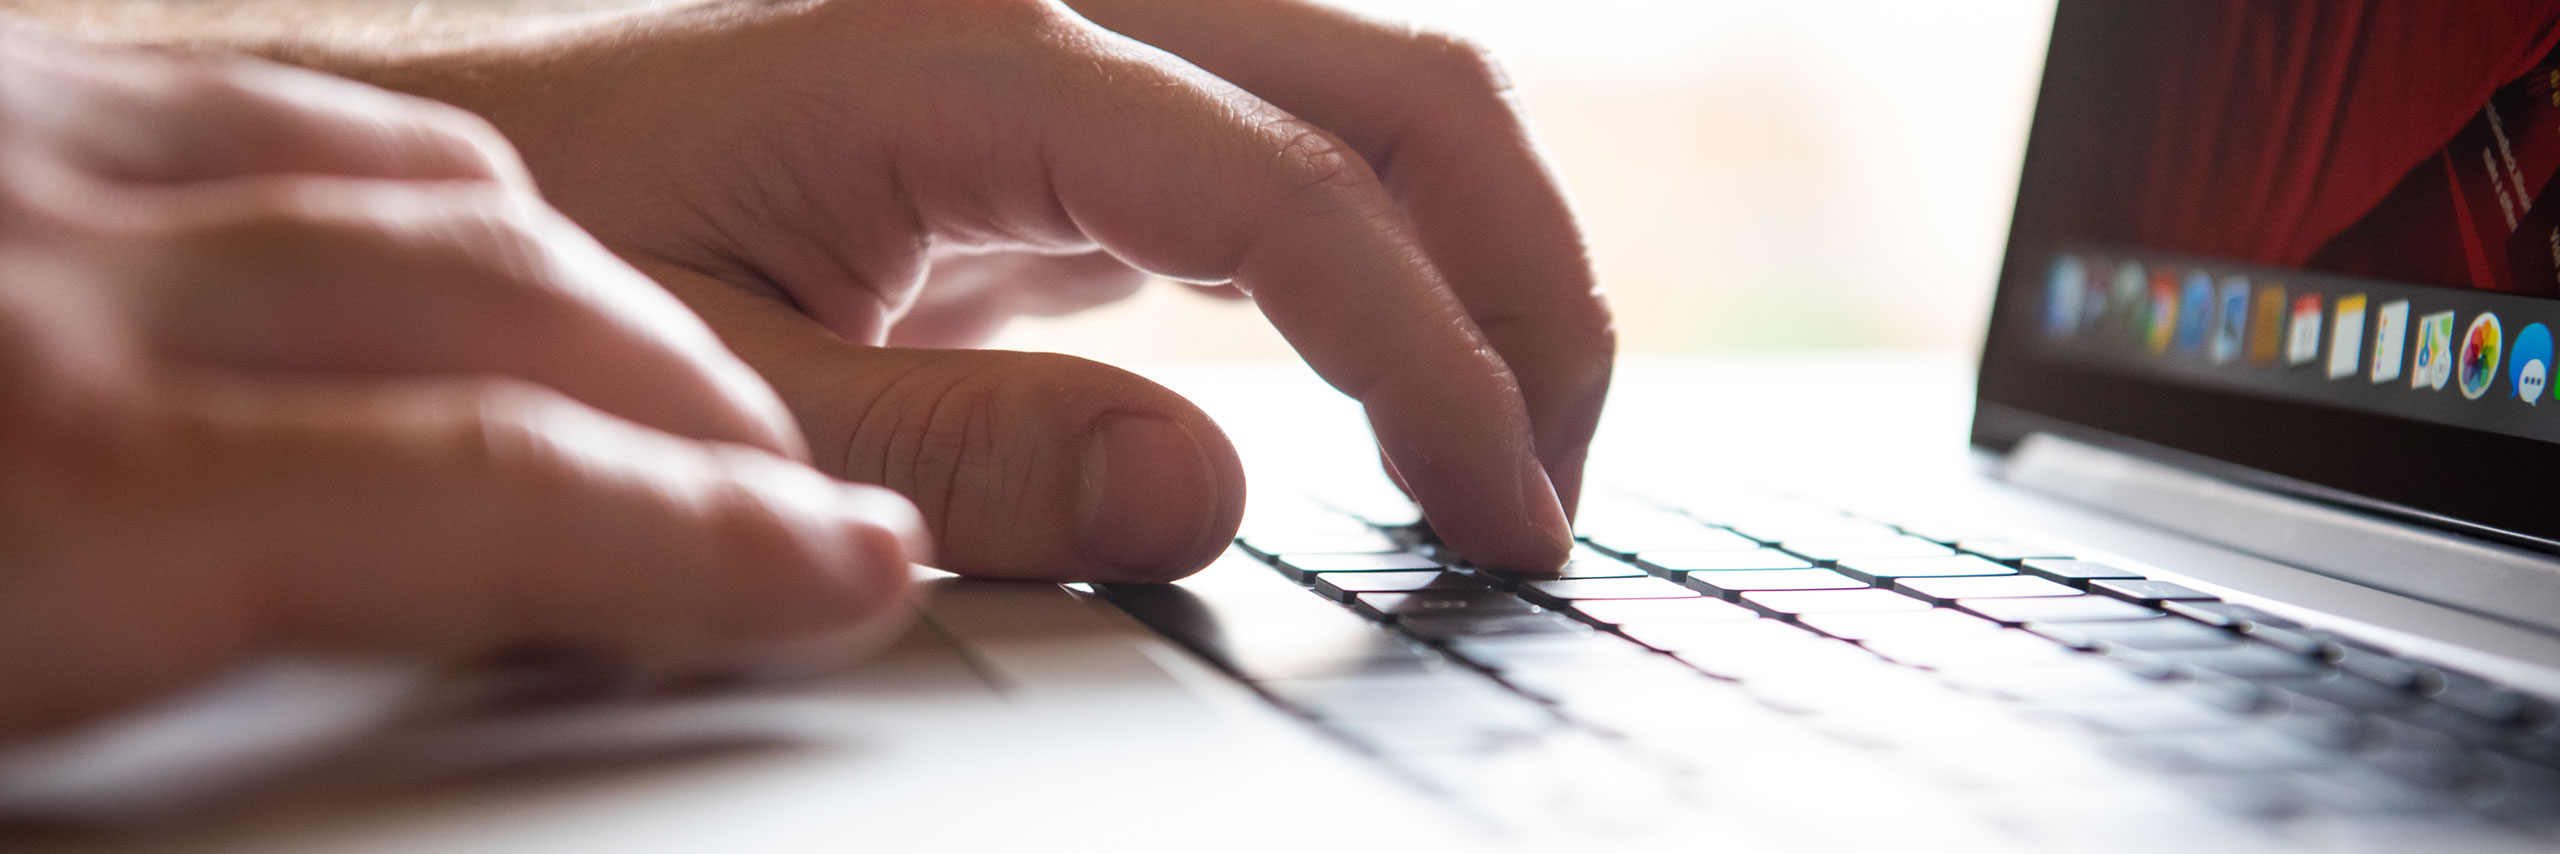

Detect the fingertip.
[{"left": 832, "top": 483, "right": 927, "bottom": 614}]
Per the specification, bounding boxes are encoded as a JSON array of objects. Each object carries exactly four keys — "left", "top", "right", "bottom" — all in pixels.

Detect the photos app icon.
[{"left": 2457, "top": 313, "right": 2504, "bottom": 400}]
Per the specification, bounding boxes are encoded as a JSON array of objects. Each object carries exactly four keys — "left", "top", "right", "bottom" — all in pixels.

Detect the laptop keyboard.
[{"left": 1095, "top": 490, "right": 2560, "bottom": 842}]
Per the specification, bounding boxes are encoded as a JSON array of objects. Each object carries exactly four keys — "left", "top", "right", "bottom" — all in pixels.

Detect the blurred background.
[{"left": 994, "top": 0, "right": 2057, "bottom": 362}]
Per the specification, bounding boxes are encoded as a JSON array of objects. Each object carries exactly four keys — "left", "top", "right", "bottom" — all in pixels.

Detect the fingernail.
[{"left": 1078, "top": 413, "right": 1216, "bottom": 574}]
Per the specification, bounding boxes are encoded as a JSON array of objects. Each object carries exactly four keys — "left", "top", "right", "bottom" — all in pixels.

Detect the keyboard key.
[
  {"left": 2421, "top": 668, "right": 2535, "bottom": 724},
  {"left": 1097, "top": 571, "right": 1445, "bottom": 680},
  {"left": 2161, "top": 599, "right": 2300, "bottom": 629},
  {"left": 2157, "top": 644, "right": 2328, "bottom": 681},
  {"left": 2088, "top": 579, "right": 2217, "bottom": 604},
  {"left": 1444, "top": 635, "right": 1663, "bottom": 672},
  {"left": 1937, "top": 664, "right": 2158, "bottom": 700},
  {"left": 2236, "top": 622, "right": 2329, "bottom": 656},
  {"left": 1778, "top": 537, "right": 1955, "bottom": 561},
  {"left": 1615, "top": 619, "right": 1817, "bottom": 655},
  {"left": 2329, "top": 646, "right": 2423, "bottom": 690},
  {"left": 1567, "top": 597, "right": 1758, "bottom": 626},
  {"left": 2022, "top": 619, "right": 2239, "bottom": 652},
  {"left": 1354, "top": 589, "right": 1543, "bottom": 623},
  {"left": 1956, "top": 595, "right": 2162, "bottom": 625},
  {"left": 1739, "top": 588, "right": 1933, "bottom": 615},
  {"left": 1860, "top": 630, "right": 2078, "bottom": 669},
  {"left": 1633, "top": 548, "right": 1813, "bottom": 577},
  {"left": 1577, "top": 522, "right": 1758, "bottom": 556},
  {"left": 1682, "top": 568, "right": 1866, "bottom": 597},
  {"left": 2262, "top": 672, "right": 2419, "bottom": 714},
  {"left": 1832, "top": 556, "right": 2015, "bottom": 583},
  {"left": 1794, "top": 609, "right": 2004, "bottom": 641},
  {"left": 1261, "top": 672, "right": 1548, "bottom": 727},
  {"left": 1399, "top": 613, "right": 1593, "bottom": 643},
  {"left": 1237, "top": 530, "right": 1400, "bottom": 559},
  {"left": 2017, "top": 559, "right": 2147, "bottom": 586},
  {"left": 1892, "top": 575, "right": 2080, "bottom": 604},
  {"left": 1519, "top": 552, "right": 1653, "bottom": 580},
  {"left": 1955, "top": 539, "right": 2074, "bottom": 562},
  {"left": 2036, "top": 693, "right": 2250, "bottom": 733},
  {"left": 2358, "top": 716, "right": 2479, "bottom": 789},
  {"left": 1274, "top": 552, "right": 1442, "bottom": 581},
  {"left": 1520, "top": 576, "right": 1703, "bottom": 602},
  {"left": 1311, "top": 570, "right": 1487, "bottom": 601},
  {"left": 1718, "top": 515, "right": 1900, "bottom": 543}
]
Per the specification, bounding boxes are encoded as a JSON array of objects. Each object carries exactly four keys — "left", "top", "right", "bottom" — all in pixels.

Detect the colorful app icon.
[
  {"left": 2413, "top": 310, "right": 2457, "bottom": 390},
  {"left": 2371, "top": 300, "right": 2410, "bottom": 383},
  {"left": 2210, "top": 278, "right": 2249, "bottom": 364},
  {"left": 2513, "top": 323, "right": 2553, "bottom": 405},
  {"left": 2175, "top": 272, "right": 2214, "bottom": 352},
  {"left": 2326, "top": 295, "right": 2367, "bottom": 379},
  {"left": 2147, "top": 270, "right": 2180, "bottom": 354},
  {"left": 2111, "top": 261, "right": 2146, "bottom": 343},
  {"left": 2285, "top": 294, "right": 2324, "bottom": 366},
  {"left": 2458, "top": 313, "right": 2505, "bottom": 399},
  {"left": 2045, "top": 255, "right": 2084, "bottom": 338},
  {"left": 2248, "top": 284, "right": 2287, "bottom": 365}
]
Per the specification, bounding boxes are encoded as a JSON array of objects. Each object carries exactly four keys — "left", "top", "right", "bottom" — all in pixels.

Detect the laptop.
[{"left": 9, "top": 2, "right": 2560, "bottom": 852}]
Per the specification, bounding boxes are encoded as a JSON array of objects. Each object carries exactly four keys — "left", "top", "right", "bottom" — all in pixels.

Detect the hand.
[
  {"left": 370, "top": 0, "right": 1614, "bottom": 578},
  {"left": 0, "top": 26, "right": 925, "bottom": 738}
]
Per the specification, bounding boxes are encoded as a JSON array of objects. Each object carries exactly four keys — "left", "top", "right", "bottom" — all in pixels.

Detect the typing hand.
[
  {"left": 0, "top": 27, "right": 924, "bottom": 738},
  {"left": 377, "top": 0, "right": 1613, "bottom": 579}
]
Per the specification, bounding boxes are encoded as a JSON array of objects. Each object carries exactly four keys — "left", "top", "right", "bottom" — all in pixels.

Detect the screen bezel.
[{"left": 1971, "top": 1, "right": 2560, "bottom": 555}]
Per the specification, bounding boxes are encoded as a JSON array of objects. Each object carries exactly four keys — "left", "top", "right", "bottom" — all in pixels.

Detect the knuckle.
[
  {"left": 1404, "top": 30, "right": 1516, "bottom": 100},
  {"left": 1265, "top": 119, "right": 1379, "bottom": 200}
]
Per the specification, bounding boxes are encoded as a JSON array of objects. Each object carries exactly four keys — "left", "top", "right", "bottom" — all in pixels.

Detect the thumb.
[{"left": 653, "top": 268, "right": 1246, "bottom": 582}]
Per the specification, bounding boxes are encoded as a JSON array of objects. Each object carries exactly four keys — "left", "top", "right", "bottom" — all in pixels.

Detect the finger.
[
  {"left": 878, "top": 19, "right": 1572, "bottom": 569},
  {"left": 14, "top": 31, "right": 527, "bottom": 186},
  {"left": 127, "top": 176, "right": 807, "bottom": 459},
  {"left": 0, "top": 377, "right": 923, "bottom": 735},
  {"left": 1064, "top": 0, "right": 1614, "bottom": 516},
  {"left": 891, "top": 249, "right": 1149, "bottom": 348},
  {"left": 653, "top": 265, "right": 1246, "bottom": 582}
]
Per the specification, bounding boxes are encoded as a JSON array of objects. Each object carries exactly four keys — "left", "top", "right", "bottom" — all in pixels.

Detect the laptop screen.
[{"left": 1975, "top": 0, "right": 2560, "bottom": 548}]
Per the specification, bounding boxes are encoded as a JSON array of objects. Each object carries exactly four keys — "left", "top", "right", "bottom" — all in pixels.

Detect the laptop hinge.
[{"left": 2000, "top": 433, "right": 2560, "bottom": 636}]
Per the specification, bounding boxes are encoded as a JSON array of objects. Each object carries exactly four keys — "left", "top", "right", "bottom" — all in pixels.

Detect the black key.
[
  {"left": 2384, "top": 703, "right": 2521, "bottom": 748},
  {"left": 1634, "top": 548, "right": 1814, "bottom": 577},
  {"left": 1096, "top": 575, "right": 1441, "bottom": 681},
  {"left": 2421, "top": 668, "right": 2534, "bottom": 724},
  {"left": 1568, "top": 597, "right": 1758, "bottom": 626},
  {"left": 2358, "top": 716, "right": 2480, "bottom": 789},
  {"left": 1892, "top": 575, "right": 2079, "bottom": 604},
  {"left": 1956, "top": 595, "right": 2162, "bottom": 625},
  {"left": 2022, "top": 618, "right": 2238, "bottom": 652},
  {"left": 1831, "top": 556, "right": 2014, "bottom": 584},
  {"left": 1739, "top": 588, "right": 1934, "bottom": 615},
  {"left": 1793, "top": 609, "right": 2004, "bottom": 641},
  {"left": 1238, "top": 531, "right": 1401, "bottom": 560},
  {"left": 1275, "top": 552, "right": 1442, "bottom": 581},
  {"left": 2329, "top": 646, "right": 2423, "bottom": 690},
  {"left": 1682, "top": 568, "right": 1866, "bottom": 597},
  {"left": 2157, "top": 644, "right": 2328, "bottom": 681},
  {"left": 1956, "top": 539, "right": 2074, "bottom": 562},
  {"left": 1520, "top": 576, "right": 1703, "bottom": 603},
  {"left": 1398, "top": 613, "right": 1592, "bottom": 643},
  {"left": 2237, "top": 623, "right": 2329, "bottom": 656},
  {"left": 2263, "top": 692, "right": 2366, "bottom": 748},
  {"left": 2473, "top": 753, "right": 2560, "bottom": 830},
  {"left": 2018, "top": 559, "right": 2145, "bottom": 586},
  {"left": 1779, "top": 537, "right": 1954, "bottom": 562},
  {"left": 1312, "top": 570, "right": 1488, "bottom": 601},
  {"left": 2161, "top": 599, "right": 2300, "bottom": 630},
  {"left": 2264, "top": 672, "right": 2418, "bottom": 714},
  {"left": 1354, "top": 589, "right": 1542, "bottom": 623},
  {"left": 2088, "top": 579, "right": 2217, "bottom": 604},
  {"left": 1444, "top": 635, "right": 1663, "bottom": 672}
]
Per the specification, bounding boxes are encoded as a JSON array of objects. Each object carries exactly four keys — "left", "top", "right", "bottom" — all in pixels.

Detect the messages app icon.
[
  {"left": 2412, "top": 311, "right": 2456, "bottom": 391},
  {"left": 2514, "top": 323, "right": 2553, "bottom": 405}
]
